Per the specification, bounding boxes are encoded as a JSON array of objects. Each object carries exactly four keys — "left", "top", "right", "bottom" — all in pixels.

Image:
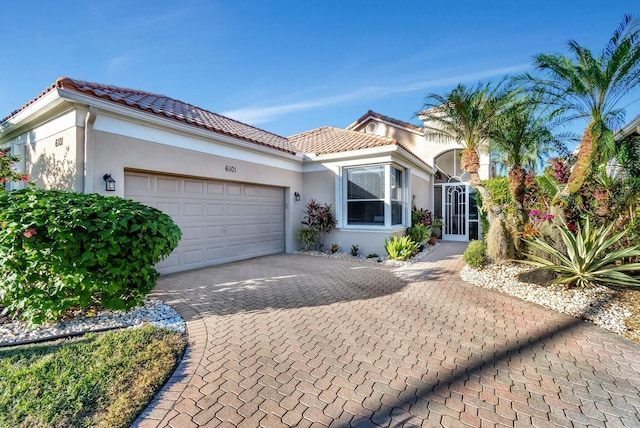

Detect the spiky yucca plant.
[{"left": 521, "top": 218, "right": 640, "bottom": 288}]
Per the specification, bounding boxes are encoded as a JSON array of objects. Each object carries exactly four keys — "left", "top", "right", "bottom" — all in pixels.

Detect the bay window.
[{"left": 345, "top": 164, "right": 406, "bottom": 227}]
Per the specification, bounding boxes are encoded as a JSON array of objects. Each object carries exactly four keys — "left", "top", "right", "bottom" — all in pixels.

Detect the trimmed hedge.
[
  {"left": 0, "top": 189, "right": 181, "bottom": 324},
  {"left": 463, "top": 240, "right": 487, "bottom": 269}
]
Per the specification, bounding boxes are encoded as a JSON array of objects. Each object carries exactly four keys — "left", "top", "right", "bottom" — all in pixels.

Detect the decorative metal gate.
[{"left": 442, "top": 183, "right": 468, "bottom": 241}]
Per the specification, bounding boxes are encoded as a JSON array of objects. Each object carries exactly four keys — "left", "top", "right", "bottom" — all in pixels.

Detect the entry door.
[{"left": 442, "top": 183, "right": 468, "bottom": 241}]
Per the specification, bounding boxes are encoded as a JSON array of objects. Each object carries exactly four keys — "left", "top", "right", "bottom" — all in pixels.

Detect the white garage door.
[{"left": 125, "top": 171, "right": 285, "bottom": 274}]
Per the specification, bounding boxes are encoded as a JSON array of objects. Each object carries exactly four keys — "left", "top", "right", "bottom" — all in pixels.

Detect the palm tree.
[
  {"left": 526, "top": 14, "right": 640, "bottom": 204},
  {"left": 489, "top": 97, "right": 567, "bottom": 220},
  {"left": 420, "top": 80, "right": 510, "bottom": 204}
]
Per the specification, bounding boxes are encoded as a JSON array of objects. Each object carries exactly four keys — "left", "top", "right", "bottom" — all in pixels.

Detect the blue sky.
[{"left": 0, "top": 1, "right": 638, "bottom": 139}]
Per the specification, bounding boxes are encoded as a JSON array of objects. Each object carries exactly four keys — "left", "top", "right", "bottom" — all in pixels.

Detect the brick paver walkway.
[{"left": 133, "top": 243, "right": 640, "bottom": 427}]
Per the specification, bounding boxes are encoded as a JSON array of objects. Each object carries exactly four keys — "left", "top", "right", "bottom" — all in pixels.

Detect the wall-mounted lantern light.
[
  {"left": 294, "top": 192, "right": 301, "bottom": 202},
  {"left": 103, "top": 174, "right": 116, "bottom": 192}
]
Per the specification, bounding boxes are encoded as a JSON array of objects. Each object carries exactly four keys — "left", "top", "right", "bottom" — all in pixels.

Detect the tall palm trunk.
[
  {"left": 461, "top": 148, "right": 498, "bottom": 223},
  {"left": 461, "top": 148, "right": 481, "bottom": 185},
  {"left": 508, "top": 165, "right": 527, "bottom": 228},
  {"left": 564, "top": 126, "right": 595, "bottom": 196},
  {"left": 552, "top": 124, "right": 598, "bottom": 228}
]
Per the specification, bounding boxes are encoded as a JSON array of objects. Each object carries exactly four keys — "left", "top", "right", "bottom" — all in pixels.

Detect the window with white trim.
[{"left": 345, "top": 164, "right": 406, "bottom": 227}]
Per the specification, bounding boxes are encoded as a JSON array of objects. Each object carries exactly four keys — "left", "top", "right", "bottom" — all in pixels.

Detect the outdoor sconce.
[
  {"left": 103, "top": 174, "right": 116, "bottom": 192},
  {"left": 294, "top": 192, "right": 301, "bottom": 202}
]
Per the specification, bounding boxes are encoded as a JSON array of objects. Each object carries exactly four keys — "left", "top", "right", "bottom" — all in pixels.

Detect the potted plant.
[{"left": 431, "top": 217, "right": 444, "bottom": 240}]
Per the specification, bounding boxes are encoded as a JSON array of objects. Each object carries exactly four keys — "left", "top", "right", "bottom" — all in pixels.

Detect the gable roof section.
[
  {"left": 289, "top": 126, "right": 397, "bottom": 155},
  {"left": 2, "top": 77, "right": 296, "bottom": 154},
  {"left": 289, "top": 126, "right": 432, "bottom": 171},
  {"left": 347, "top": 110, "right": 423, "bottom": 133}
]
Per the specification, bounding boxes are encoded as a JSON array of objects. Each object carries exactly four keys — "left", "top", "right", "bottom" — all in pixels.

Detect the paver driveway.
[{"left": 134, "top": 243, "right": 640, "bottom": 427}]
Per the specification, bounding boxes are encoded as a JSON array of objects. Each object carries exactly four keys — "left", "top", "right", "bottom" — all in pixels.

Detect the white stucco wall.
[{"left": 3, "top": 109, "right": 83, "bottom": 191}]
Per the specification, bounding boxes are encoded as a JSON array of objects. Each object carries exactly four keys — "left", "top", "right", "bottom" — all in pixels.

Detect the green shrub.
[
  {"left": 521, "top": 218, "right": 640, "bottom": 288},
  {"left": 0, "top": 189, "right": 181, "bottom": 324},
  {"left": 483, "top": 177, "right": 510, "bottom": 206},
  {"left": 476, "top": 191, "right": 490, "bottom": 240},
  {"left": 297, "top": 228, "right": 316, "bottom": 250},
  {"left": 350, "top": 245, "right": 359, "bottom": 257},
  {"left": 408, "top": 224, "right": 431, "bottom": 244},
  {"left": 385, "top": 236, "right": 419, "bottom": 261},
  {"left": 463, "top": 240, "right": 487, "bottom": 269}
]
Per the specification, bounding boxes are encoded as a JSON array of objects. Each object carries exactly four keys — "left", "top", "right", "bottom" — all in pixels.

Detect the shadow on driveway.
[{"left": 152, "top": 254, "right": 409, "bottom": 320}]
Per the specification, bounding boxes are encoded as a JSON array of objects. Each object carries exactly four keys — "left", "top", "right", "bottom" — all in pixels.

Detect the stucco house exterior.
[
  {"left": 618, "top": 115, "right": 640, "bottom": 140},
  {"left": 0, "top": 77, "right": 487, "bottom": 274}
]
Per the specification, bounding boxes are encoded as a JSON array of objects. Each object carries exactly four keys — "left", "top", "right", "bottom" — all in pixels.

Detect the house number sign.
[
  {"left": 55, "top": 137, "right": 64, "bottom": 147},
  {"left": 225, "top": 165, "right": 237, "bottom": 173}
]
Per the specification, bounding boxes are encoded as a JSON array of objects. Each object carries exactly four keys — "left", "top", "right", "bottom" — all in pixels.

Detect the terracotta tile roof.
[
  {"left": 2, "top": 77, "right": 295, "bottom": 154},
  {"left": 289, "top": 126, "right": 397, "bottom": 155},
  {"left": 288, "top": 126, "right": 430, "bottom": 170},
  {"left": 347, "top": 110, "right": 423, "bottom": 132}
]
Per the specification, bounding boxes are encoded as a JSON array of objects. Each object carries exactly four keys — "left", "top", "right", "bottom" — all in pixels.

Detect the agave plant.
[{"left": 521, "top": 218, "right": 640, "bottom": 288}]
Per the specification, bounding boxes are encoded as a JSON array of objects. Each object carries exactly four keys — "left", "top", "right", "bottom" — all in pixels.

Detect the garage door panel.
[
  {"left": 243, "top": 224, "right": 258, "bottom": 235},
  {"left": 207, "top": 183, "right": 224, "bottom": 195},
  {"left": 183, "top": 249, "right": 205, "bottom": 266},
  {"left": 207, "top": 203, "right": 224, "bottom": 216},
  {"left": 243, "top": 185, "right": 257, "bottom": 197},
  {"left": 156, "top": 201, "right": 180, "bottom": 216},
  {"left": 225, "top": 224, "right": 243, "bottom": 238},
  {"left": 181, "top": 224, "right": 207, "bottom": 240},
  {"left": 157, "top": 177, "right": 180, "bottom": 194},
  {"left": 125, "top": 172, "right": 285, "bottom": 274},
  {"left": 226, "top": 204, "right": 243, "bottom": 216},
  {"left": 227, "top": 184, "right": 242, "bottom": 196},
  {"left": 205, "top": 225, "right": 225, "bottom": 238},
  {"left": 160, "top": 252, "right": 181, "bottom": 270},
  {"left": 126, "top": 173, "right": 153, "bottom": 192},
  {"left": 184, "top": 180, "right": 205, "bottom": 194},
  {"left": 183, "top": 203, "right": 204, "bottom": 216}
]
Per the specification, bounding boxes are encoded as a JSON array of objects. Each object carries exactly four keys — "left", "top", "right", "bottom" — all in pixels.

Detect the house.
[
  {"left": 0, "top": 78, "right": 487, "bottom": 274},
  {"left": 618, "top": 114, "right": 640, "bottom": 140}
]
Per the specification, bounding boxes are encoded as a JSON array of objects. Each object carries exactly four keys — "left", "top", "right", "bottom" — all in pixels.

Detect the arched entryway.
[{"left": 433, "top": 149, "right": 480, "bottom": 241}]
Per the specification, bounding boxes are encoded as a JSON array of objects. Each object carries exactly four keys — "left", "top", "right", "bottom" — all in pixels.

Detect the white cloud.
[
  {"left": 221, "top": 64, "right": 531, "bottom": 125},
  {"left": 107, "top": 53, "right": 134, "bottom": 72}
]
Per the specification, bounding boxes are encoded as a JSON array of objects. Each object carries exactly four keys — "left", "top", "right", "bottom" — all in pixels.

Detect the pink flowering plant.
[
  {"left": 0, "top": 188, "right": 182, "bottom": 325},
  {"left": 0, "top": 149, "right": 31, "bottom": 188},
  {"left": 527, "top": 209, "right": 555, "bottom": 224}
]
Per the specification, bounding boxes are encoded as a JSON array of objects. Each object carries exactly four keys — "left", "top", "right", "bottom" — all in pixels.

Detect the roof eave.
[
  {"left": 56, "top": 88, "right": 299, "bottom": 159},
  {"left": 304, "top": 144, "right": 435, "bottom": 173},
  {"left": 0, "top": 89, "right": 67, "bottom": 136},
  {"left": 617, "top": 115, "right": 640, "bottom": 140},
  {"left": 346, "top": 110, "right": 423, "bottom": 135}
]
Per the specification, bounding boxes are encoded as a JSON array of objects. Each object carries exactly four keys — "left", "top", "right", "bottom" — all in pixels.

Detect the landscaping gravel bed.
[
  {"left": 298, "top": 241, "right": 441, "bottom": 266},
  {"left": 0, "top": 298, "right": 185, "bottom": 347},
  {"left": 460, "top": 263, "right": 639, "bottom": 342}
]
